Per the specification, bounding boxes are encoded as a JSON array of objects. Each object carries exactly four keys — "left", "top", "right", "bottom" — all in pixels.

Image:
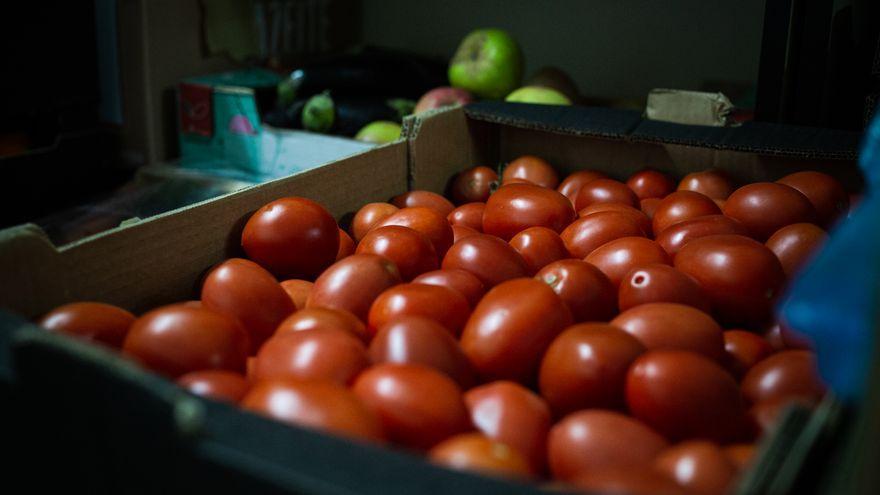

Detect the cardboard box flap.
[{"left": 464, "top": 101, "right": 642, "bottom": 139}]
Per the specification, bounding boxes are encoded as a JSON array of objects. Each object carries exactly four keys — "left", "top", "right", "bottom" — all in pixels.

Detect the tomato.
[
  {"left": 611, "top": 303, "right": 724, "bottom": 361},
  {"left": 641, "top": 197, "right": 662, "bottom": 220},
  {"left": 654, "top": 441, "right": 737, "bottom": 495},
  {"left": 557, "top": 170, "right": 606, "bottom": 206},
  {"left": 539, "top": 323, "right": 645, "bottom": 415},
  {"left": 585, "top": 237, "right": 670, "bottom": 288},
  {"left": 441, "top": 233, "right": 529, "bottom": 288},
  {"left": 275, "top": 307, "right": 368, "bottom": 342},
  {"left": 535, "top": 259, "right": 617, "bottom": 322},
  {"left": 38, "top": 301, "right": 135, "bottom": 349},
  {"left": 723, "top": 330, "right": 774, "bottom": 378},
  {"left": 367, "top": 283, "right": 471, "bottom": 337},
  {"left": 280, "top": 279, "right": 313, "bottom": 310},
  {"left": 652, "top": 191, "right": 721, "bottom": 235},
  {"left": 508, "top": 226, "right": 569, "bottom": 275},
  {"left": 482, "top": 183, "right": 575, "bottom": 240},
  {"left": 123, "top": 304, "right": 249, "bottom": 377},
  {"left": 724, "top": 444, "right": 757, "bottom": 471},
  {"left": 447, "top": 202, "right": 485, "bottom": 231},
  {"left": 336, "top": 228, "right": 355, "bottom": 260},
  {"left": 355, "top": 225, "right": 438, "bottom": 280},
  {"left": 765, "top": 222, "right": 827, "bottom": 278},
  {"left": 450, "top": 165, "right": 498, "bottom": 204},
  {"left": 574, "top": 178, "right": 639, "bottom": 210},
  {"left": 429, "top": 433, "right": 533, "bottom": 478},
  {"left": 777, "top": 170, "right": 849, "bottom": 227},
  {"left": 626, "top": 350, "right": 747, "bottom": 442},
  {"left": 306, "top": 253, "right": 401, "bottom": 321},
  {"left": 547, "top": 410, "right": 668, "bottom": 481},
  {"left": 627, "top": 169, "right": 676, "bottom": 200},
  {"left": 579, "top": 202, "right": 653, "bottom": 237},
  {"left": 674, "top": 234, "right": 785, "bottom": 326},
  {"left": 201, "top": 258, "right": 295, "bottom": 353},
  {"left": 412, "top": 269, "right": 486, "bottom": 308},
  {"left": 368, "top": 316, "right": 475, "bottom": 388},
  {"left": 392, "top": 190, "right": 455, "bottom": 217},
  {"left": 677, "top": 169, "right": 735, "bottom": 200},
  {"left": 352, "top": 363, "right": 470, "bottom": 449},
  {"left": 452, "top": 224, "right": 480, "bottom": 243},
  {"left": 618, "top": 264, "right": 710, "bottom": 313},
  {"left": 502, "top": 155, "right": 559, "bottom": 188},
  {"left": 722, "top": 182, "right": 817, "bottom": 240},
  {"left": 377, "top": 206, "right": 454, "bottom": 257},
  {"left": 242, "top": 378, "right": 384, "bottom": 443},
  {"left": 254, "top": 328, "right": 368, "bottom": 385},
  {"left": 748, "top": 396, "right": 815, "bottom": 435},
  {"left": 741, "top": 350, "right": 826, "bottom": 404},
  {"left": 460, "top": 278, "right": 572, "bottom": 383},
  {"left": 464, "top": 381, "right": 552, "bottom": 473},
  {"left": 655, "top": 214, "right": 748, "bottom": 257},
  {"left": 177, "top": 370, "right": 249, "bottom": 403},
  {"left": 570, "top": 467, "right": 688, "bottom": 495},
  {"left": 560, "top": 211, "right": 645, "bottom": 259},
  {"left": 351, "top": 202, "right": 399, "bottom": 242},
  {"left": 241, "top": 197, "right": 339, "bottom": 278},
  {"left": 763, "top": 320, "right": 814, "bottom": 351}
]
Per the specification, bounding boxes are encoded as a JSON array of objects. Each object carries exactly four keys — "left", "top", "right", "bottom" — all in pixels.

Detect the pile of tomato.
[{"left": 37, "top": 155, "right": 849, "bottom": 495}]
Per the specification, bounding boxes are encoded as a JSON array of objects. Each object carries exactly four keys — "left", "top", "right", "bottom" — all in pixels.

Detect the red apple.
[{"left": 414, "top": 87, "right": 474, "bottom": 114}]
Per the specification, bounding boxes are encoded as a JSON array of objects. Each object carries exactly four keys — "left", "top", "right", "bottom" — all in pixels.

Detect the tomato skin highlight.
[
  {"left": 178, "top": 370, "right": 249, "bottom": 403},
  {"left": 39, "top": 301, "right": 135, "bottom": 349}
]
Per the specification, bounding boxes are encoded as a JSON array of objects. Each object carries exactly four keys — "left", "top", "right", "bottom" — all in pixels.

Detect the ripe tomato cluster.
[{"left": 37, "top": 155, "right": 846, "bottom": 494}]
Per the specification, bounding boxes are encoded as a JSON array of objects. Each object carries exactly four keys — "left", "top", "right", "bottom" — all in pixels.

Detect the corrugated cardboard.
[{"left": 645, "top": 89, "right": 735, "bottom": 127}]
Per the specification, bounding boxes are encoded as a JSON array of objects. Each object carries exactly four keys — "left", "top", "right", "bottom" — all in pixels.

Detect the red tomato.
[
  {"left": 254, "top": 328, "right": 368, "bottom": 385},
  {"left": 123, "top": 304, "right": 249, "bottom": 377},
  {"left": 447, "top": 202, "right": 485, "bottom": 231},
  {"left": 177, "top": 370, "right": 249, "bottom": 403},
  {"left": 611, "top": 303, "right": 724, "bottom": 361},
  {"left": 724, "top": 444, "right": 757, "bottom": 471},
  {"left": 741, "top": 350, "right": 826, "bottom": 404},
  {"left": 641, "top": 197, "right": 662, "bottom": 220},
  {"left": 655, "top": 214, "right": 749, "bottom": 257},
  {"left": 677, "top": 169, "right": 735, "bottom": 200},
  {"left": 429, "top": 433, "right": 533, "bottom": 478},
  {"left": 201, "top": 258, "right": 295, "bottom": 353},
  {"left": 674, "top": 234, "right": 785, "bottom": 326},
  {"left": 547, "top": 410, "right": 668, "bottom": 481},
  {"left": 570, "top": 467, "right": 688, "bottom": 495},
  {"left": 336, "top": 228, "right": 355, "bottom": 261},
  {"left": 626, "top": 350, "right": 747, "bottom": 442},
  {"left": 241, "top": 197, "right": 339, "bottom": 278},
  {"left": 579, "top": 202, "right": 653, "bottom": 237},
  {"left": 351, "top": 202, "right": 398, "bottom": 242},
  {"left": 392, "top": 190, "right": 455, "bottom": 217},
  {"left": 557, "top": 170, "right": 606, "bottom": 206},
  {"left": 560, "top": 211, "right": 645, "bottom": 259},
  {"left": 723, "top": 330, "right": 774, "bottom": 378},
  {"left": 441, "top": 233, "right": 529, "bottom": 288},
  {"left": 450, "top": 166, "right": 498, "bottom": 204},
  {"left": 452, "top": 224, "right": 480, "bottom": 243},
  {"left": 367, "top": 283, "right": 471, "bottom": 337},
  {"left": 763, "top": 320, "right": 814, "bottom": 351},
  {"left": 460, "top": 278, "right": 572, "bottom": 383},
  {"left": 412, "top": 269, "right": 486, "bottom": 308},
  {"left": 585, "top": 237, "right": 670, "bottom": 288},
  {"left": 748, "top": 396, "right": 815, "bottom": 435},
  {"left": 368, "top": 316, "right": 475, "bottom": 388},
  {"left": 508, "top": 226, "right": 569, "bottom": 275},
  {"left": 377, "top": 206, "right": 454, "bottom": 257},
  {"left": 464, "top": 381, "right": 552, "bottom": 473},
  {"left": 242, "top": 379, "right": 384, "bottom": 443},
  {"left": 352, "top": 363, "right": 470, "bottom": 450},
  {"left": 654, "top": 441, "right": 738, "bottom": 495},
  {"left": 722, "top": 182, "right": 817, "bottom": 240},
  {"left": 356, "top": 225, "right": 438, "bottom": 281},
  {"left": 777, "top": 170, "right": 849, "bottom": 227},
  {"left": 538, "top": 323, "right": 645, "bottom": 415},
  {"left": 38, "top": 301, "right": 135, "bottom": 349},
  {"left": 482, "top": 183, "right": 575, "bottom": 240},
  {"left": 307, "top": 254, "right": 401, "bottom": 321},
  {"left": 652, "top": 191, "right": 721, "bottom": 235},
  {"left": 574, "top": 178, "right": 639, "bottom": 210},
  {"left": 502, "top": 155, "right": 559, "bottom": 188},
  {"left": 618, "top": 264, "right": 710, "bottom": 313},
  {"left": 535, "top": 259, "right": 617, "bottom": 322},
  {"left": 765, "top": 223, "right": 827, "bottom": 278},
  {"left": 274, "top": 307, "right": 368, "bottom": 342},
  {"left": 627, "top": 169, "right": 676, "bottom": 200},
  {"left": 279, "top": 279, "right": 313, "bottom": 310}
]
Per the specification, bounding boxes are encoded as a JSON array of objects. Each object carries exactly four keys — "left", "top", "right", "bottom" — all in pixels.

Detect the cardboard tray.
[{"left": 0, "top": 104, "right": 864, "bottom": 494}]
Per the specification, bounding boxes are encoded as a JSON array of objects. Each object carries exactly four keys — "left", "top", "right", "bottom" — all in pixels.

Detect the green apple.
[
  {"left": 302, "top": 91, "right": 335, "bottom": 132},
  {"left": 505, "top": 86, "right": 572, "bottom": 105},
  {"left": 355, "top": 121, "right": 401, "bottom": 144},
  {"left": 449, "top": 29, "right": 523, "bottom": 100}
]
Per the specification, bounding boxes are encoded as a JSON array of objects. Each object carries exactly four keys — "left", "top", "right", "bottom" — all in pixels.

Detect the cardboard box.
[{"left": 0, "top": 104, "right": 864, "bottom": 494}]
